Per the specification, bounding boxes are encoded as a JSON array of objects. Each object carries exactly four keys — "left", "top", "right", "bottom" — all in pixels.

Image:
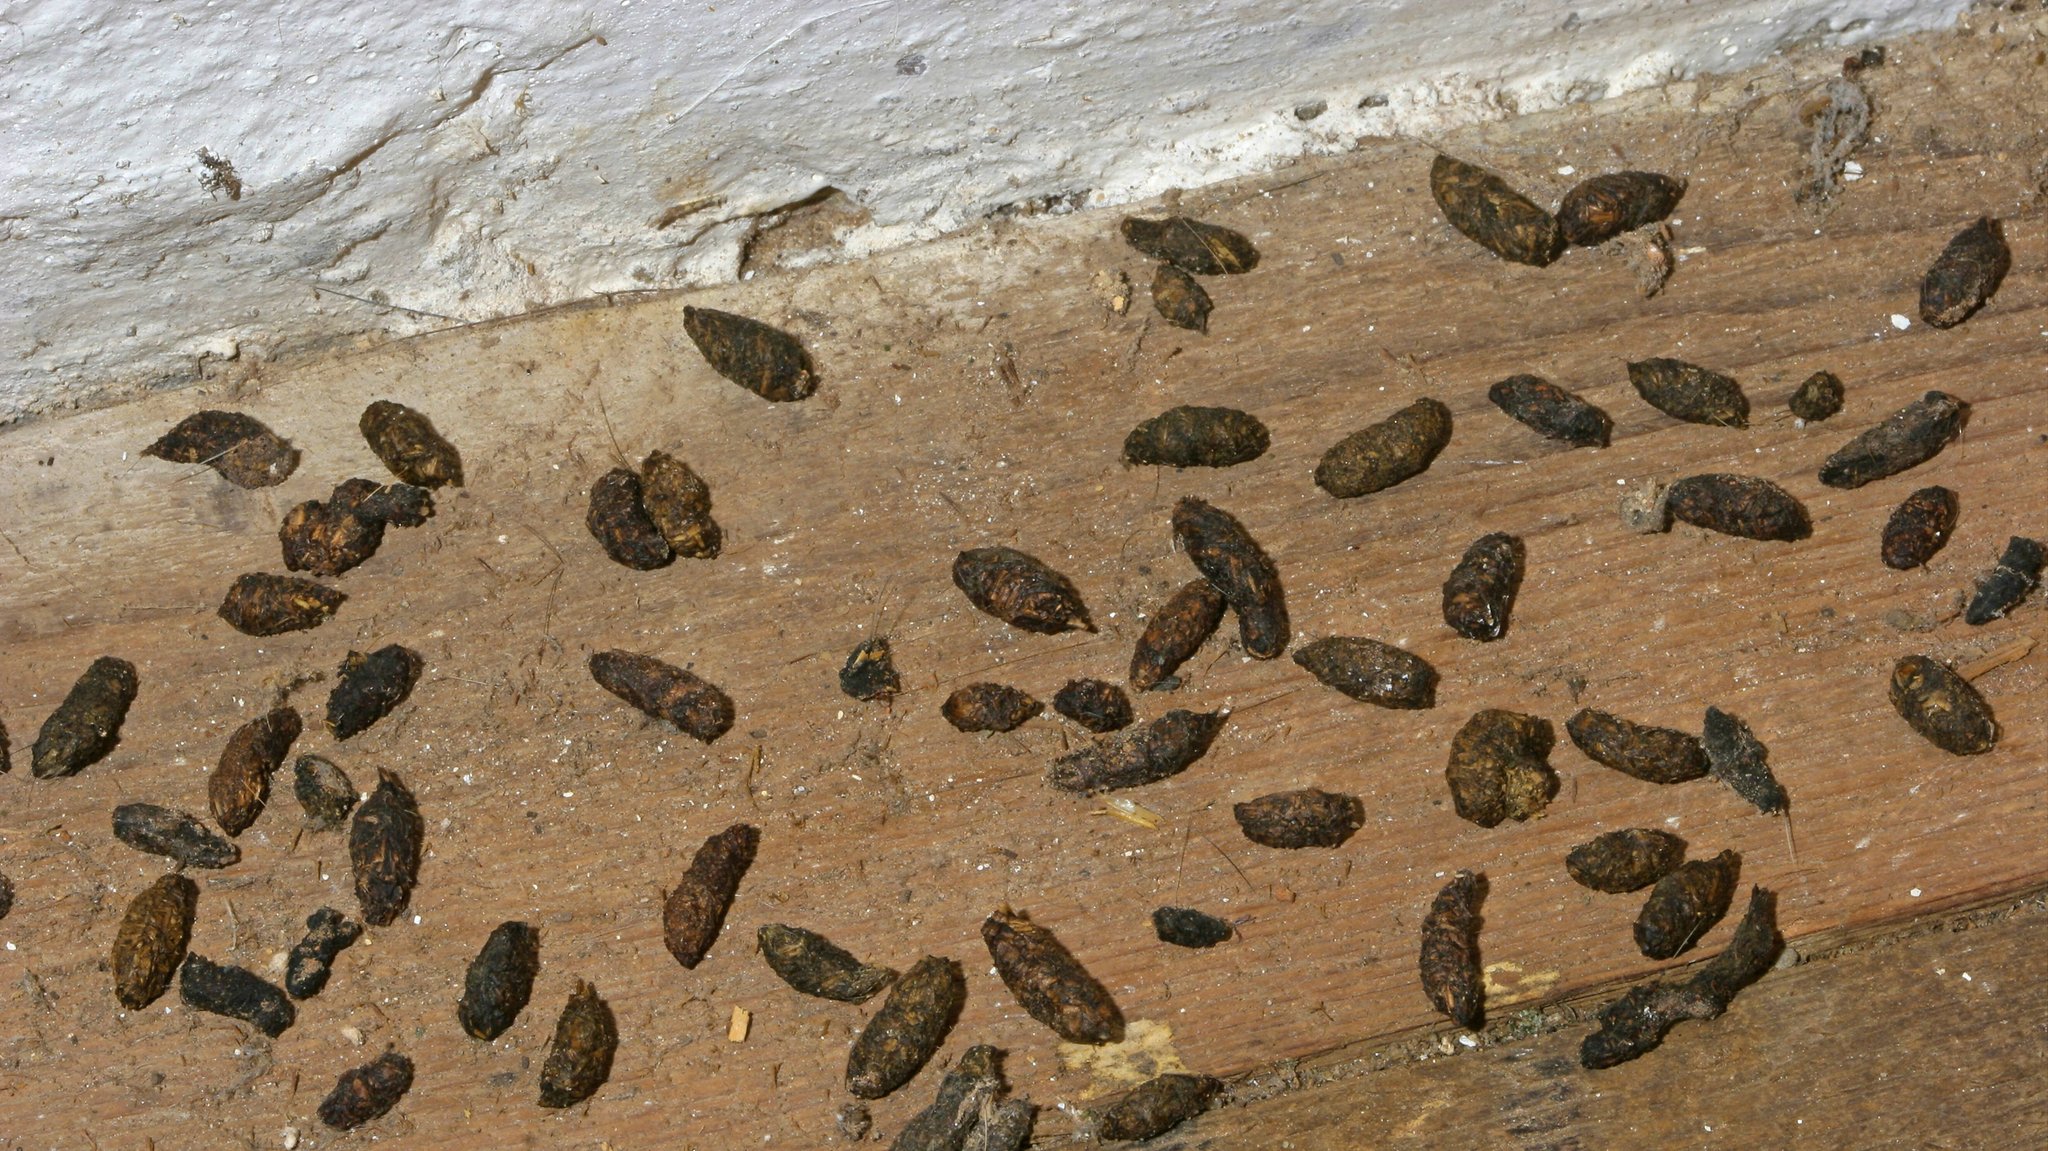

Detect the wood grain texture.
[{"left": 3, "top": 13, "right": 2047, "bottom": 1147}]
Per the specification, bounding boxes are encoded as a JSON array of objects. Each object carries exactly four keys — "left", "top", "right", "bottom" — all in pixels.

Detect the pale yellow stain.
[
  {"left": 1483, "top": 959, "right": 1561, "bottom": 1005},
  {"left": 1394, "top": 1091, "right": 1459, "bottom": 1137},
  {"left": 1058, "top": 1019, "right": 1188, "bottom": 1097}
]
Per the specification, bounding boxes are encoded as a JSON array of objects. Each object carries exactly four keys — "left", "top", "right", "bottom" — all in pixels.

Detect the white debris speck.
[
  {"left": 1457, "top": 1034, "right": 1477, "bottom": 1047},
  {"left": 1556, "top": 164, "right": 1575, "bottom": 176},
  {"left": 283, "top": 1127, "right": 301, "bottom": 1150},
  {"left": 341, "top": 1026, "right": 364, "bottom": 1045},
  {"left": 1910, "top": 887, "right": 1922, "bottom": 898},
  {"left": 1891, "top": 314, "right": 1911, "bottom": 330},
  {"left": 1843, "top": 160, "right": 1864, "bottom": 180}
]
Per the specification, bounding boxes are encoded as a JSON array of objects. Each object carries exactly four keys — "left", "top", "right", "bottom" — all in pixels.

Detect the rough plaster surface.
[{"left": 0, "top": 0, "right": 1966, "bottom": 422}]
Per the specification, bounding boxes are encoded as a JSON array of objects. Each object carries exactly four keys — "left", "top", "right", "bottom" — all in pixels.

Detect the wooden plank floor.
[{"left": 3, "top": 9, "right": 2046, "bottom": 1148}]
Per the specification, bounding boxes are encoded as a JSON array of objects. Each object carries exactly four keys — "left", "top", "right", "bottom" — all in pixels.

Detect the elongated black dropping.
[
  {"left": 1052, "top": 678, "right": 1133, "bottom": 733},
  {"left": 1293, "top": 636, "right": 1437, "bottom": 709},
  {"left": 1965, "top": 536, "right": 2044, "bottom": 625},
  {"left": 1881, "top": 486, "right": 1959, "bottom": 570},
  {"left": 360, "top": 400, "right": 464, "bottom": 488},
  {"left": 286, "top": 908, "right": 364, "bottom": 999},
  {"left": 1233, "top": 788, "right": 1364, "bottom": 849},
  {"left": 179, "top": 953, "right": 295, "bottom": 1036},
  {"left": 1098, "top": 1073, "right": 1220, "bottom": 1142},
  {"left": 1441, "top": 532, "right": 1524, "bottom": 641},
  {"left": 1566, "top": 829, "right": 1687, "bottom": 894},
  {"left": 1048, "top": 709, "right": 1226, "bottom": 793},
  {"left": 683, "top": 306, "right": 817, "bottom": 402},
  {"left": 940, "top": 683, "right": 1042, "bottom": 733},
  {"left": 1129, "top": 580, "right": 1228, "bottom": 691},
  {"left": 1314, "top": 398, "right": 1453, "bottom": 498},
  {"left": 1582, "top": 887, "right": 1779, "bottom": 1069},
  {"left": 1488, "top": 375, "right": 1611, "bottom": 448},
  {"left": 318, "top": 1051, "right": 415, "bottom": 1131},
  {"left": 1920, "top": 217, "right": 2010, "bottom": 329},
  {"left": 1628, "top": 359, "right": 1748, "bottom": 427},
  {"left": 1787, "top": 371, "right": 1845, "bottom": 422},
  {"left": 1150, "top": 263, "right": 1213, "bottom": 332},
  {"left": 952, "top": 546, "right": 1095, "bottom": 634},
  {"left": 1666, "top": 474, "right": 1811, "bottom": 542},
  {"left": 846, "top": 955, "right": 966, "bottom": 1100},
  {"left": 1419, "top": 871, "right": 1485, "bottom": 1029},
  {"left": 1124, "top": 406, "right": 1270, "bottom": 468},
  {"left": 1701, "top": 707, "right": 1787, "bottom": 814},
  {"left": 1119, "top": 216, "right": 1260, "bottom": 274},
  {"left": 758, "top": 923, "right": 897, "bottom": 1002},
  {"left": 1565, "top": 709, "right": 1709, "bottom": 784},
  {"left": 662, "top": 823, "right": 759, "bottom": 969},
  {"left": 458, "top": 921, "right": 541, "bottom": 1039},
  {"left": 839, "top": 636, "right": 902, "bottom": 702},
  {"left": 1171, "top": 497, "right": 1288, "bottom": 659},
  {"left": 1818, "top": 391, "right": 1967, "bottom": 489},
  {"left": 538, "top": 980, "right": 618, "bottom": 1108},
  {"left": 983, "top": 908, "right": 1123, "bottom": 1044},
  {"left": 589, "top": 649, "right": 736, "bottom": 744},
  {"left": 349, "top": 769, "right": 424, "bottom": 927},
  {"left": 1890, "top": 655, "right": 1997, "bottom": 755},
  {"left": 1557, "top": 171, "right": 1686, "bottom": 246},
  {"left": 1635, "top": 850, "right": 1740, "bottom": 959},
  {"left": 294, "top": 754, "right": 358, "bottom": 830},
  {"left": 1430, "top": 154, "right": 1564, "bottom": 267},
  {"left": 1446, "top": 710, "right": 1557, "bottom": 827},
  {"left": 31, "top": 656, "right": 139, "bottom": 778},
  {"left": 111, "top": 802, "right": 241, "bottom": 869},
  {"left": 142, "top": 410, "right": 300, "bottom": 488},
  {"left": 326, "top": 645, "right": 423, "bottom": 740}
]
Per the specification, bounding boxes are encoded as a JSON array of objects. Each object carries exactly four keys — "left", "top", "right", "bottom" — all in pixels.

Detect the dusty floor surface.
[{"left": 3, "top": 6, "right": 2048, "bottom": 1149}]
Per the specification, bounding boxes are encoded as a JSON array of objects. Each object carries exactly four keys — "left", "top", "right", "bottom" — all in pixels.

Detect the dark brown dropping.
[
  {"left": 1292, "top": 636, "right": 1437, "bottom": 709},
  {"left": 1051, "top": 678, "right": 1133, "bottom": 733},
  {"left": 31, "top": 655, "right": 140, "bottom": 778},
  {"left": 890, "top": 1044, "right": 1008, "bottom": 1151},
  {"left": 1419, "top": 870, "right": 1485, "bottom": 1029},
  {"left": 0, "top": 718, "right": 9, "bottom": 775},
  {"left": 326, "top": 645, "right": 422, "bottom": 740},
  {"left": 1882, "top": 486, "right": 1960, "bottom": 570},
  {"left": 1171, "top": 497, "right": 1288, "bottom": 658},
  {"left": 538, "top": 980, "right": 618, "bottom": 1108},
  {"left": 1666, "top": 474, "right": 1811, "bottom": 542},
  {"left": 111, "top": 802, "right": 241, "bottom": 869},
  {"left": 286, "top": 907, "right": 363, "bottom": 1000},
  {"left": 982, "top": 908, "right": 1124, "bottom": 1044},
  {"left": 1150, "top": 263, "right": 1213, "bottom": 332},
  {"left": 349, "top": 769, "right": 424, "bottom": 927},
  {"left": 1123, "top": 405, "right": 1270, "bottom": 468},
  {"left": 1557, "top": 171, "right": 1686, "bottom": 246},
  {"left": 179, "top": 953, "right": 295, "bottom": 1036},
  {"left": 217, "top": 573, "right": 345, "bottom": 637},
  {"left": 1566, "top": 829, "right": 1688, "bottom": 894},
  {"left": 1446, "top": 709, "right": 1557, "bottom": 828},
  {"left": 840, "top": 636, "right": 902, "bottom": 703},
  {"left": 210, "top": 706, "right": 302, "bottom": 836},
  {"left": 458, "top": 920, "right": 541, "bottom": 1038},
  {"left": 1152, "top": 907, "right": 1233, "bottom": 948},
  {"left": 1565, "top": 710, "right": 1708, "bottom": 783},
  {"left": 1920, "top": 217, "right": 2010, "bottom": 329},
  {"left": 663, "top": 823, "right": 759, "bottom": 969},
  {"left": 1442, "top": 532, "right": 1524, "bottom": 642},
  {"left": 585, "top": 468, "right": 674, "bottom": 570},
  {"left": 1582, "top": 886, "right": 1779, "bottom": 1069},
  {"left": 318, "top": 1051, "right": 414, "bottom": 1130},
  {"left": 1890, "top": 655, "right": 1998, "bottom": 755},
  {"left": 589, "top": 649, "right": 736, "bottom": 744},
  {"left": 1635, "top": 849, "right": 1740, "bottom": 959},
  {"left": 683, "top": 305, "right": 817, "bottom": 402},
  {"left": 1487, "top": 374, "right": 1612, "bottom": 448},
  {"left": 1429, "top": 153, "right": 1564, "bottom": 267},
  {"left": 1313, "top": 397, "right": 1454, "bottom": 498},
  {"left": 639, "top": 450, "right": 722, "bottom": 558},
  {"left": 142, "top": 410, "right": 299, "bottom": 488},
  {"left": 1118, "top": 215, "right": 1260, "bottom": 274},
  {"left": 1628, "top": 358, "right": 1749, "bottom": 427},
  {"left": 1130, "top": 580, "right": 1227, "bottom": 691},
  {"left": 279, "top": 478, "right": 434, "bottom": 576},
  {"left": 294, "top": 754, "right": 358, "bottom": 830},
  {"left": 952, "top": 546, "right": 1095, "bottom": 634},
  {"left": 112, "top": 874, "right": 197, "bottom": 1009},
  {"left": 1701, "top": 707, "right": 1788, "bottom": 815},
  {"left": 1787, "top": 371, "right": 1845, "bottom": 422},
  {"left": 1047, "top": 708, "right": 1226, "bottom": 794},
  {"left": 1965, "top": 536, "right": 2046, "bottom": 625},
  {"left": 1097, "top": 1073, "right": 1220, "bottom": 1142},
  {"left": 846, "top": 955, "right": 967, "bottom": 1099},
  {"left": 758, "top": 923, "right": 897, "bottom": 1002},
  {"left": 1819, "top": 390, "right": 1969, "bottom": 489},
  {"left": 1233, "top": 788, "right": 1364, "bottom": 849},
  {"left": 940, "top": 683, "right": 1042, "bottom": 732},
  {"left": 360, "top": 400, "right": 464, "bottom": 488},
  {"left": 0, "top": 873, "right": 11, "bottom": 922}
]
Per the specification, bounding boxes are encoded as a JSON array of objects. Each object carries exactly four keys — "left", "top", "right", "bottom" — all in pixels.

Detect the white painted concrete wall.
[{"left": 0, "top": 0, "right": 1965, "bottom": 421}]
